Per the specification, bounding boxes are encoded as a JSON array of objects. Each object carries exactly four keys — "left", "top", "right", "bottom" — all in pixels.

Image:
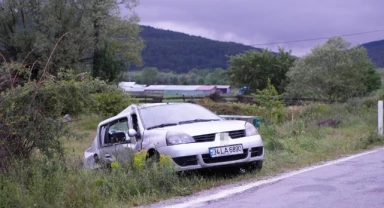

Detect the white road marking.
[{"left": 163, "top": 147, "right": 384, "bottom": 208}]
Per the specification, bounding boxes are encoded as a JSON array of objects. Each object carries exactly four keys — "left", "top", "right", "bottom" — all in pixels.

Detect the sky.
[{"left": 130, "top": 0, "right": 384, "bottom": 56}]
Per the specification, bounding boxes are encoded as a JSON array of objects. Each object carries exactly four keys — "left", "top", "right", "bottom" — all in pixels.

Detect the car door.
[
  {"left": 129, "top": 107, "right": 146, "bottom": 151},
  {"left": 99, "top": 117, "right": 136, "bottom": 164}
]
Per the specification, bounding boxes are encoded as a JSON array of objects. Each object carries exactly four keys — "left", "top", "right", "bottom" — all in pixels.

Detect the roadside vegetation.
[{"left": 1, "top": 81, "right": 384, "bottom": 207}]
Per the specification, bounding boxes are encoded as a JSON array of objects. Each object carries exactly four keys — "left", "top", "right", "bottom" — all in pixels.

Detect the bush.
[
  {"left": 198, "top": 97, "right": 261, "bottom": 116},
  {"left": 0, "top": 68, "right": 136, "bottom": 169},
  {"left": 253, "top": 78, "right": 285, "bottom": 125},
  {"left": 91, "top": 88, "right": 136, "bottom": 116},
  {"left": 0, "top": 82, "right": 69, "bottom": 169},
  {"left": 356, "top": 132, "right": 384, "bottom": 150}
]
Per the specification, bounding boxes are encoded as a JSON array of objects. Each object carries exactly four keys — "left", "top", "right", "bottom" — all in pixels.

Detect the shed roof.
[
  {"left": 144, "top": 85, "right": 167, "bottom": 90},
  {"left": 197, "top": 85, "right": 216, "bottom": 90},
  {"left": 119, "top": 82, "right": 136, "bottom": 87},
  {"left": 119, "top": 82, "right": 146, "bottom": 92},
  {"left": 144, "top": 85, "right": 229, "bottom": 91},
  {"left": 123, "top": 88, "right": 145, "bottom": 92},
  {"left": 216, "top": 85, "right": 231, "bottom": 89},
  {"left": 145, "top": 85, "right": 201, "bottom": 91}
]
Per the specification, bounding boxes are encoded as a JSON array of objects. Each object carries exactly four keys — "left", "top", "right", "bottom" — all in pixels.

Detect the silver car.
[{"left": 83, "top": 102, "right": 264, "bottom": 171}]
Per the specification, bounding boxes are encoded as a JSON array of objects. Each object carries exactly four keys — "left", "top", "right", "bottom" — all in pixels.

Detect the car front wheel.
[{"left": 242, "top": 161, "right": 263, "bottom": 171}]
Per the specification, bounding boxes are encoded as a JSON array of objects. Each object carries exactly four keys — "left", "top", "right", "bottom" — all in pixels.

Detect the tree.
[
  {"left": 227, "top": 48, "right": 295, "bottom": 94},
  {"left": 205, "top": 68, "right": 229, "bottom": 85},
  {"left": 141, "top": 67, "right": 158, "bottom": 85},
  {"left": 285, "top": 37, "right": 381, "bottom": 100},
  {"left": 0, "top": 0, "right": 143, "bottom": 82}
]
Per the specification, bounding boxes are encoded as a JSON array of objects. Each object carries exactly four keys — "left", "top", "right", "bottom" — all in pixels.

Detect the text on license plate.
[{"left": 209, "top": 144, "right": 243, "bottom": 158}]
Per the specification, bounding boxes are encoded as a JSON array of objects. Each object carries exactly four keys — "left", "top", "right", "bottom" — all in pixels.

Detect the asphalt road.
[
  {"left": 140, "top": 148, "right": 384, "bottom": 208},
  {"left": 199, "top": 148, "right": 384, "bottom": 208}
]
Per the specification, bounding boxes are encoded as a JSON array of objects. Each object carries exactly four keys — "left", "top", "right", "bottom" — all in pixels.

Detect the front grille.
[
  {"left": 193, "top": 133, "right": 216, "bottom": 142},
  {"left": 250, "top": 147, "right": 263, "bottom": 157},
  {"left": 202, "top": 149, "right": 248, "bottom": 164},
  {"left": 173, "top": 155, "right": 198, "bottom": 166},
  {"left": 228, "top": 130, "right": 246, "bottom": 139}
]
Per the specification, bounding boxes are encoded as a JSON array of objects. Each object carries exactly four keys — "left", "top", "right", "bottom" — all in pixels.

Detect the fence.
[{"left": 130, "top": 94, "right": 332, "bottom": 106}]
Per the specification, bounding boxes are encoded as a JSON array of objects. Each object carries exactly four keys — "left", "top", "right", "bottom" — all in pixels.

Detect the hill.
[
  {"left": 139, "top": 25, "right": 261, "bottom": 73},
  {"left": 361, "top": 40, "right": 384, "bottom": 68}
]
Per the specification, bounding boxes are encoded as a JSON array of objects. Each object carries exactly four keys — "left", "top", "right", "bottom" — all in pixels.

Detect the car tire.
[{"left": 146, "top": 149, "right": 160, "bottom": 163}]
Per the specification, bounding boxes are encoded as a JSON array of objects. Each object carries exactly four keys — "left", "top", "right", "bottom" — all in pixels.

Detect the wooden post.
[{"left": 183, "top": 95, "right": 185, "bottom": 102}]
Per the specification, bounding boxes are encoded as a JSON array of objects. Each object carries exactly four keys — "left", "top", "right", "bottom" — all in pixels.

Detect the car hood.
[{"left": 153, "top": 120, "right": 247, "bottom": 136}]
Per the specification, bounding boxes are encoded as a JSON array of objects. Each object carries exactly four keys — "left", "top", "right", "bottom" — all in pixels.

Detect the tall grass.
[{"left": 1, "top": 96, "right": 384, "bottom": 207}]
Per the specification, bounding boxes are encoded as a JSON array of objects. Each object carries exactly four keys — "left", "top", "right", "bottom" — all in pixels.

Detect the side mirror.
[{"left": 128, "top": 129, "right": 137, "bottom": 137}]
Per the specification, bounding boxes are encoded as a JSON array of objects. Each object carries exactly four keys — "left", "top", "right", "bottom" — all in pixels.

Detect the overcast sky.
[{"left": 132, "top": 0, "right": 384, "bottom": 56}]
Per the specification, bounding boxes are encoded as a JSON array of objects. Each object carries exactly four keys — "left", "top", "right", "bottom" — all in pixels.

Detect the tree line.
[
  {"left": 137, "top": 25, "right": 258, "bottom": 73},
  {"left": 125, "top": 36, "right": 381, "bottom": 102},
  {"left": 123, "top": 67, "right": 230, "bottom": 85},
  {"left": 226, "top": 37, "right": 381, "bottom": 101},
  {"left": 0, "top": 0, "right": 381, "bottom": 101}
]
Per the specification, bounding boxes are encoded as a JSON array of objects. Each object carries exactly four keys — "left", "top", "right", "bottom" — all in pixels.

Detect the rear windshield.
[{"left": 138, "top": 103, "right": 222, "bottom": 129}]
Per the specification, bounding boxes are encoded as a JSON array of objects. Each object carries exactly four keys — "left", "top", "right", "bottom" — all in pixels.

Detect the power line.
[{"left": 251, "top": 29, "right": 384, "bottom": 46}]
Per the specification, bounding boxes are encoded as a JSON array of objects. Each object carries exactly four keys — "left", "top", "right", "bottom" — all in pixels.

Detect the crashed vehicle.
[{"left": 83, "top": 102, "right": 264, "bottom": 171}]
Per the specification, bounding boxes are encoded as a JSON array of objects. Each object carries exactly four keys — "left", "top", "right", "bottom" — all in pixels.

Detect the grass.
[
  {"left": 62, "top": 114, "right": 107, "bottom": 164},
  {"left": 1, "top": 97, "right": 384, "bottom": 208}
]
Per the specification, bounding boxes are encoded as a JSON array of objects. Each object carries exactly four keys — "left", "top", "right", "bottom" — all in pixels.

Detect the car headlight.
[
  {"left": 166, "top": 132, "right": 195, "bottom": 146},
  {"left": 245, "top": 122, "right": 259, "bottom": 136}
]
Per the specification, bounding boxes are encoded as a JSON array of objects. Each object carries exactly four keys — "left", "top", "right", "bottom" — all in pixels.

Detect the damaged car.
[{"left": 83, "top": 102, "right": 264, "bottom": 171}]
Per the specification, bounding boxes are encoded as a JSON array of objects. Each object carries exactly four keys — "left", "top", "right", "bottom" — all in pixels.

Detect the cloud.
[{"left": 131, "top": 0, "right": 384, "bottom": 56}]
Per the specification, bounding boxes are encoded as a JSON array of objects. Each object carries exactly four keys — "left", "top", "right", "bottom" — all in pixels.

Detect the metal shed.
[{"left": 216, "top": 85, "right": 231, "bottom": 94}]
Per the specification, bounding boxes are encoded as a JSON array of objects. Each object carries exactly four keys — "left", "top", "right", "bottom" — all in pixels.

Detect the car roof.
[
  {"left": 136, "top": 102, "right": 170, "bottom": 109},
  {"left": 136, "top": 102, "right": 196, "bottom": 109},
  {"left": 117, "top": 102, "right": 192, "bottom": 116}
]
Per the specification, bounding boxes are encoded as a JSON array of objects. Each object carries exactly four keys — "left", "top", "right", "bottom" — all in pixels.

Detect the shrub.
[
  {"left": 198, "top": 97, "right": 261, "bottom": 116},
  {"left": 299, "top": 103, "right": 332, "bottom": 121},
  {"left": 356, "top": 132, "right": 384, "bottom": 149},
  {"left": 0, "top": 67, "right": 135, "bottom": 169},
  {"left": 253, "top": 78, "right": 285, "bottom": 124},
  {"left": 259, "top": 124, "right": 284, "bottom": 151},
  {"left": 91, "top": 88, "right": 136, "bottom": 116},
  {"left": 0, "top": 82, "right": 69, "bottom": 169}
]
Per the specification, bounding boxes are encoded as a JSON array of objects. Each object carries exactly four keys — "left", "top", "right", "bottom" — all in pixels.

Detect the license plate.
[{"left": 209, "top": 144, "right": 243, "bottom": 158}]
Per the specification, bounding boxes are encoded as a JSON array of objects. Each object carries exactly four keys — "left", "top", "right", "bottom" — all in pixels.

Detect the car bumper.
[{"left": 156, "top": 134, "right": 264, "bottom": 171}]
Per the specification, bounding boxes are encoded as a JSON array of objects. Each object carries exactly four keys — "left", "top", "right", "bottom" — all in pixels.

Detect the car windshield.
[{"left": 138, "top": 103, "right": 222, "bottom": 129}]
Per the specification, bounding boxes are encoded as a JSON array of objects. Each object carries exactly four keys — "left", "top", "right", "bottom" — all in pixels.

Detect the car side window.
[{"left": 103, "top": 117, "right": 129, "bottom": 146}]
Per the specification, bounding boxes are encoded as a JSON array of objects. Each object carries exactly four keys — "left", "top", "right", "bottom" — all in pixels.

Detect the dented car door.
[{"left": 99, "top": 117, "right": 136, "bottom": 164}]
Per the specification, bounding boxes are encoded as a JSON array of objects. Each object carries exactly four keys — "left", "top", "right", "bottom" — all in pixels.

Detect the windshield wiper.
[
  {"left": 179, "top": 118, "right": 220, "bottom": 125},
  {"left": 147, "top": 123, "right": 178, "bottom": 130}
]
